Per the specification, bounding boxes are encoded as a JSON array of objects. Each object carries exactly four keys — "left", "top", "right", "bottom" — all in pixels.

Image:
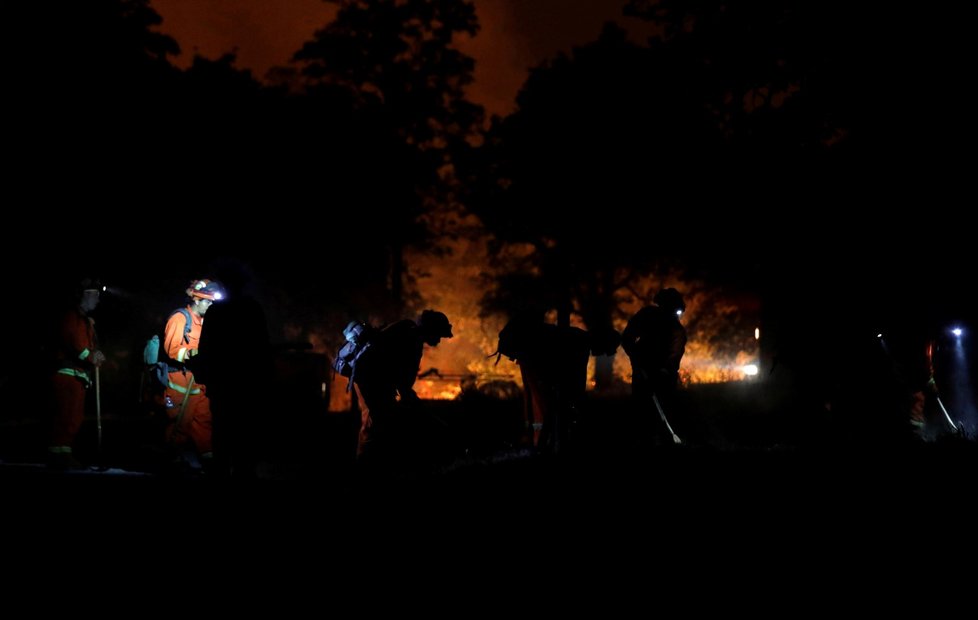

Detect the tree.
[
  {"left": 624, "top": 0, "right": 975, "bottom": 177},
  {"left": 464, "top": 20, "right": 788, "bottom": 388},
  {"left": 294, "top": 0, "right": 485, "bottom": 314},
  {"left": 12, "top": 0, "right": 180, "bottom": 134},
  {"left": 467, "top": 25, "right": 701, "bottom": 308}
]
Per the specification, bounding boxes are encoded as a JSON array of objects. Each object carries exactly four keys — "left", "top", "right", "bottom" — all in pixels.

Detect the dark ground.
[
  {"left": 4, "top": 386, "right": 974, "bottom": 599},
  {"left": 4, "top": 381, "right": 974, "bottom": 510}
]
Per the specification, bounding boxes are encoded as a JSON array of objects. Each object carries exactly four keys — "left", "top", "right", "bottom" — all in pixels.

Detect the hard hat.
[
  {"left": 186, "top": 279, "right": 224, "bottom": 301},
  {"left": 76, "top": 277, "right": 103, "bottom": 294},
  {"left": 419, "top": 309, "right": 453, "bottom": 338},
  {"left": 343, "top": 320, "right": 367, "bottom": 343},
  {"left": 653, "top": 287, "right": 686, "bottom": 312}
]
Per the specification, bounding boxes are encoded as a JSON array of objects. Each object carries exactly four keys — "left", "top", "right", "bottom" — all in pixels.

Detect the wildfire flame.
[
  {"left": 407, "top": 240, "right": 760, "bottom": 398},
  {"left": 316, "top": 228, "right": 762, "bottom": 410}
]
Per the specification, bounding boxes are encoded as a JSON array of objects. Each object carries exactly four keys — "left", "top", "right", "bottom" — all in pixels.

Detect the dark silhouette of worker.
[
  {"left": 621, "top": 288, "right": 688, "bottom": 448},
  {"left": 353, "top": 309, "right": 453, "bottom": 473},
  {"left": 496, "top": 312, "right": 610, "bottom": 455},
  {"left": 195, "top": 266, "right": 272, "bottom": 479},
  {"left": 842, "top": 308, "right": 966, "bottom": 446},
  {"left": 931, "top": 318, "right": 976, "bottom": 439}
]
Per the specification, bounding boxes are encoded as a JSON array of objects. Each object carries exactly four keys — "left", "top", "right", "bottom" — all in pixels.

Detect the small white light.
[
  {"left": 743, "top": 364, "right": 759, "bottom": 376},
  {"left": 754, "top": 327, "right": 760, "bottom": 340},
  {"left": 213, "top": 292, "right": 223, "bottom": 300},
  {"left": 952, "top": 327, "right": 963, "bottom": 337},
  {"left": 877, "top": 333, "right": 883, "bottom": 339},
  {"left": 676, "top": 309, "right": 683, "bottom": 317}
]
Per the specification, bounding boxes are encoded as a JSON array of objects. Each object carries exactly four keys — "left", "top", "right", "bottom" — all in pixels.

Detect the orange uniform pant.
[
  {"left": 51, "top": 373, "right": 86, "bottom": 447},
  {"left": 165, "top": 376, "right": 213, "bottom": 454}
]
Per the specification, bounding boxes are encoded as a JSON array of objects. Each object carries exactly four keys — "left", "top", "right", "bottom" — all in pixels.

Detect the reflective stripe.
[
  {"left": 79, "top": 348, "right": 90, "bottom": 360},
  {"left": 167, "top": 380, "right": 202, "bottom": 395},
  {"left": 57, "top": 367, "right": 91, "bottom": 387},
  {"left": 177, "top": 347, "right": 188, "bottom": 362}
]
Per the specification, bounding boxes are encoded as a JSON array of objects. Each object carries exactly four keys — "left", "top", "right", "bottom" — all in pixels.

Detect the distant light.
[
  {"left": 754, "top": 327, "right": 760, "bottom": 340},
  {"left": 743, "top": 364, "right": 759, "bottom": 376},
  {"left": 676, "top": 309, "right": 683, "bottom": 317},
  {"left": 101, "top": 285, "right": 107, "bottom": 292},
  {"left": 213, "top": 292, "right": 223, "bottom": 300},
  {"left": 877, "top": 333, "right": 883, "bottom": 339},
  {"left": 952, "top": 327, "right": 963, "bottom": 338}
]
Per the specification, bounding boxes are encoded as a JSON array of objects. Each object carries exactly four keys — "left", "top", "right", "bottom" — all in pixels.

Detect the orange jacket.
[
  {"left": 164, "top": 306, "right": 204, "bottom": 389},
  {"left": 53, "top": 309, "right": 98, "bottom": 384}
]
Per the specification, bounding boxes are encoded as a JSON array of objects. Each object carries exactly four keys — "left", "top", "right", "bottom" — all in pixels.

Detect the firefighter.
[
  {"left": 622, "top": 288, "right": 688, "bottom": 447},
  {"left": 163, "top": 279, "right": 223, "bottom": 469},
  {"left": 48, "top": 278, "right": 105, "bottom": 469},
  {"left": 496, "top": 311, "right": 592, "bottom": 455},
  {"left": 353, "top": 309, "right": 454, "bottom": 470}
]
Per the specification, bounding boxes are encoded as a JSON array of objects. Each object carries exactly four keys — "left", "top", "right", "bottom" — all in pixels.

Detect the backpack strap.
[
  {"left": 170, "top": 308, "right": 193, "bottom": 345},
  {"left": 159, "top": 308, "right": 194, "bottom": 371}
]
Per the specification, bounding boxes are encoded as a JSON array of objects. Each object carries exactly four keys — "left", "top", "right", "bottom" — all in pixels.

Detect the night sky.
[
  {"left": 7, "top": 0, "right": 975, "bottom": 354},
  {"left": 149, "top": 0, "right": 657, "bottom": 116}
]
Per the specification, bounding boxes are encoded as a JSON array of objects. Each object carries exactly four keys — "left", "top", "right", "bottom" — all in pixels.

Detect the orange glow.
[
  {"left": 414, "top": 379, "right": 463, "bottom": 401},
  {"left": 321, "top": 249, "right": 760, "bottom": 408},
  {"left": 409, "top": 234, "right": 760, "bottom": 396},
  {"left": 150, "top": 0, "right": 661, "bottom": 118},
  {"left": 407, "top": 227, "right": 520, "bottom": 400},
  {"left": 613, "top": 276, "right": 760, "bottom": 385}
]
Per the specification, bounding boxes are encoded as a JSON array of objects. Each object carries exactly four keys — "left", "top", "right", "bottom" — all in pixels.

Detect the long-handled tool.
[
  {"left": 174, "top": 375, "right": 196, "bottom": 434},
  {"left": 652, "top": 392, "right": 682, "bottom": 445},
  {"left": 936, "top": 396, "right": 958, "bottom": 432},
  {"left": 95, "top": 366, "right": 102, "bottom": 453}
]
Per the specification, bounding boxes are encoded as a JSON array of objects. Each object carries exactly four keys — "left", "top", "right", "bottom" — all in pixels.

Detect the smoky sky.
[{"left": 149, "top": 0, "right": 655, "bottom": 117}]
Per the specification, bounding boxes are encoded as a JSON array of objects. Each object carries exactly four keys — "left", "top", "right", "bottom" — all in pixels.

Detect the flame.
[
  {"left": 399, "top": 228, "right": 762, "bottom": 399},
  {"left": 413, "top": 379, "right": 463, "bottom": 401},
  {"left": 612, "top": 275, "right": 760, "bottom": 385}
]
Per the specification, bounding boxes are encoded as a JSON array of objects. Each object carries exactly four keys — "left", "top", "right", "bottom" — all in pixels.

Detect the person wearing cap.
[
  {"left": 47, "top": 278, "right": 106, "bottom": 469},
  {"left": 162, "top": 279, "right": 223, "bottom": 469},
  {"left": 353, "top": 309, "right": 453, "bottom": 469},
  {"left": 621, "top": 287, "right": 689, "bottom": 447}
]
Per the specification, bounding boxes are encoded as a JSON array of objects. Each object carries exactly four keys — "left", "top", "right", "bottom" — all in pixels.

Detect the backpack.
[
  {"left": 143, "top": 308, "right": 192, "bottom": 388},
  {"left": 333, "top": 320, "right": 377, "bottom": 391}
]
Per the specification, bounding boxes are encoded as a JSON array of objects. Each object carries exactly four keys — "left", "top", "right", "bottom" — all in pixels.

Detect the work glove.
[{"left": 90, "top": 350, "right": 106, "bottom": 368}]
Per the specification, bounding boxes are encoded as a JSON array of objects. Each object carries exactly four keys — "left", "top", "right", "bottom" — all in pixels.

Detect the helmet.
[
  {"left": 419, "top": 309, "right": 453, "bottom": 338},
  {"left": 343, "top": 320, "right": 367, "bottom": 343},
  {"left": 186, "top": 279, "right": 224, "bottom": 301},
  {"left": 653, "top": 288, "right": 686, "bottom": 312},
  {"left": 76, "top": 277, "right": 103, "bottom": 294}
]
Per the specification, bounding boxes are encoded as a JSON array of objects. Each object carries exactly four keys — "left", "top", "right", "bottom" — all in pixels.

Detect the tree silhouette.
[
  {"left": 12, "top": 0, "right": 181, "bottom": 153},
  {"left": 467, "top": 24, "right": 705, "bottom": 320},
  {"left": 294, "top": 0, "right": 485, "bottom": 313},
  {"left": 624, "top": 0, "right": 974, "bottom": 178},
  {"left": 619, "top": 0, "right": 976, "bottom": 386}
]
